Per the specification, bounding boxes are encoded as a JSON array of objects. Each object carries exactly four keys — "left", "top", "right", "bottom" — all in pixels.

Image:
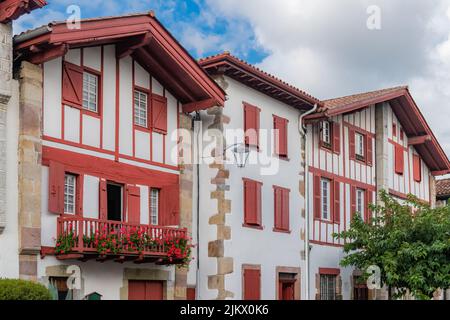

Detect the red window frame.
[
  {"left": 349, "top": 128, "right": 373, "bottom": 166},
  {"left": 313, "top": 174, "right": 340, "bottom": 224},
  {"left": 319, "top": 121, "right": 341, "bottom": 155},
  {"left": 133, "top": 86, "right": 151, "bottom": 132},
  {"left": 243, "top": 265, "right": 261, "bottom": 300}
]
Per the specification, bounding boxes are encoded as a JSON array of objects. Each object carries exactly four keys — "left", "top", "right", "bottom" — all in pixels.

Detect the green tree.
[
  {"left": 335, "top": 190, "right": 450, "bottom": 300},
  {"left": 0, "top": 279, "right": 52, "bottom": 300}
]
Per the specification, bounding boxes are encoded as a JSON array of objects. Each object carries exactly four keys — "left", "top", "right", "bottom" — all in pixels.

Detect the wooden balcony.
[{"left": 52, "top": 216, "right": 189, "bottom": 264}]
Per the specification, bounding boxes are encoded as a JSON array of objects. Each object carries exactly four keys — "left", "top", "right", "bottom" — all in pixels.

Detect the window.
[
  {"left": 353, "top": 276, "right": 369, "bottom": 300},
  {"left": 64, "top": 174, "right": 76, "bottom": 214},
  {"left": 82, "top": 72, "right": 98, "bottom": 112},
  {"left": 243, "top": 267, "right": 261, "bottom": 300},
  {"left": 243, "top": 179, "right": 262, "bottom": 228},
  {"left": 356, "top": 188, "right": 365, "bottom": 219},
  {"left": 244, "top": 103, "right": 260, "bottom": 148},
  {"left": 320, "top": 274, "right": 337, "bottom": 300},
  {"left": 150, "top": 188, "right": 160, "bottom": 225},
  {"left": 274, "top": 116, "right": 288, "bottom": 157},
  {"left": 134, "top": 90, "right": 148, "bottom": 128},
  {"left": 321, "top": 178, "right": 331, "bottom": 220},
  {"left": 107, "top": 183, "right": 123, "bottom": 222},
  {"left": 274, "top": 186, "right": 290, "bottom": 232},
  {"left": 413, "top": 154, "right": 422, "bottom": 182},
  {"left": 321, "top": 121, "right": 331, "bottom": 146},
  {"left": 395, "top": 144, "right": 404, "bottom": 175},
  {"left": 355, "top": 132, "right": 365, "bottom": 160}
]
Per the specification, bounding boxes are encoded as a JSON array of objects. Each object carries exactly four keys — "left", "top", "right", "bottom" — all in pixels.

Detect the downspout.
[
  {"left": 193, "top": 111, "right": 202, "bottom": 300},
  {"left": 299, "top": 103, "right": 318, "bottom": 300}
]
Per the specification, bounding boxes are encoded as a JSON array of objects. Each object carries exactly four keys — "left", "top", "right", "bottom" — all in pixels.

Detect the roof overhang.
[
  {"left": 0, "top": 0, "right": 46, "bottom": 23},
  {"left": 306, "top": 87, "right": 450, "bottom": 175},
  {"left": 13, "top": 12, "right": 225, "bottom": 111},
  {"left": 199, "top": 53, "right": 321, "bottom": 111}
]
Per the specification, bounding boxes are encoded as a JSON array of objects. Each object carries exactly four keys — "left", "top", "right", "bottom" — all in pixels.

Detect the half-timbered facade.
[
  {"left": 9, "top": 13, "right": 225, "bottom": 300},
  {"left": 304, "top": 86, "right": 450, "bottom": 300}
]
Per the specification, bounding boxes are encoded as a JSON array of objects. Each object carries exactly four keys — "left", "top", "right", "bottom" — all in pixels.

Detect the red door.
[
  {"left": 279, "top": 281, "right": 295, "bottom": 300},
  {"left": 128, "top": 280, "right": 164, "bottom": 300}
]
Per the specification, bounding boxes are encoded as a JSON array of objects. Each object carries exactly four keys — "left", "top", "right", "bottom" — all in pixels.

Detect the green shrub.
[{"left": 0, "top": 279, "right": 52, "bottom": 300}]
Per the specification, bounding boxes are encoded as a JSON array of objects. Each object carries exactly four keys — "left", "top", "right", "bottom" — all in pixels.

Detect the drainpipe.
[
  {"left": 298, "top": 103, "right": 318, "bottom": 300},
  {"left": 193, "top": 111, "right": 202, "bottom": 300}
]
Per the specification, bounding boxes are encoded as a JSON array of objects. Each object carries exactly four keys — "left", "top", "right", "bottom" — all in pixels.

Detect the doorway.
[{"left": 107, "top": 183, "right": 122, "bottom": 221}]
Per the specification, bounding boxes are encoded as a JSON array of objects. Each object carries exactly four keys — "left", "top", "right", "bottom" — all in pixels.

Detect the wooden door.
[
  {"left": 279, "top": 281, "right": 295, "bottom": 300},
  {"left": 128, "top": 280, "right": 164, "bottom": 300}
]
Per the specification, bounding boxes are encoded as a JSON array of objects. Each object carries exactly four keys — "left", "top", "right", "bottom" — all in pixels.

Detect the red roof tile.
[{"left": 437, "top": 179, "right": 450, "bottom": 197}]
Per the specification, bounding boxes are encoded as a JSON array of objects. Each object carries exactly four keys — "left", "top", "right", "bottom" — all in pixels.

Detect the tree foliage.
[
  {"left": 335, "top": 190, "right": 450, "bottom": 300},
  {"left": 0, "top": 279, "right": 52, "bottom": 300}
]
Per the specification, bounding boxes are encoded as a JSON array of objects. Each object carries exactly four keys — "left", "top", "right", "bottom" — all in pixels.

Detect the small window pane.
[
  {"left": 356, "top": 133, "right": 365, "bottom": 158},
  {"left": 321, "top": 178, "right": 331, "bottom": 220},
  {"left": 320, "top": 275, "right": 337, "bottom": 300},
  {"left": 134, "top": 90, "right": 148, "bottom": 128},
  {"left": 82, "top": 72, "right": 98, "bottom": 112},
  {"left": 356, "top": 188, "right": 365, "bottom": 219},
  {"left": 322, "top": 121, "right": 331, "bottom": 145},
  {"left": 150, "top": 188, "right": 159, "bottom": 225},
  {"left": 64, "top": 174, "right": 76, "bottom": 214}
]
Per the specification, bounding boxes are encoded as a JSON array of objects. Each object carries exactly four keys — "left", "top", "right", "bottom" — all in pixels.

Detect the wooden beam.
[
  {"left": 28, "top": 44, "right": 68, "bottom": 64},
  {"left": 408, "top": 135, "right": 431, "bottom": 146},
  {"left": 56, "top": 254, "right": 84, "bottom": 260},
  {"left": 116, "top": 33, "right": 152, "bottom": 59},
  {"left": 182, "top": 98, "right": 219, "bottom": 113},
  {"left": 431, "top": 170, "right": 450, "bottom": 176}
]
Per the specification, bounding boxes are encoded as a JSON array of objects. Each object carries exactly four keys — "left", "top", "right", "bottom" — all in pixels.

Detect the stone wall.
[
  {"left": 0, "top": 22, "right": 13, "bottom": 233},
  {"left": 18, "top": 61, "right": 43, "bottom": 280}
]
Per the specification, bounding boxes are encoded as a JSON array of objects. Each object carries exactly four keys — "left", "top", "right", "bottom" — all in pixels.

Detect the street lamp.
[{"left": 225, "top": 143, "right": 250, "bottom": 168}]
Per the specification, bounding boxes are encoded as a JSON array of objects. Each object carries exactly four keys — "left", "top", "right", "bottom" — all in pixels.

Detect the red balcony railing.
[{"left": 55, "top": 216, "right": 189, "bottom": 264}]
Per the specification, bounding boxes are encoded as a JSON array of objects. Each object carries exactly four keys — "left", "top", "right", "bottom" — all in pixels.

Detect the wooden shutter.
[
  {"left": 244, "top": 269, "right": 261, "bottom": 300},
  {"left": 244, "top": 179, "right": 262, "bottom": 226},
  {"left": 255, "top": 182, "right": 262, "bottom": 226},
  {"left": 395, "top": 144, "right": 404, "bottom": 174},
  {"left": 151, "top": 94, "right": 168, "bottom": 134},
  {"left": 349, "top": 129, "right": 356, "bottom": 160},
  {"left": 274, "top": 116, "right": 288, "bottom": 157},
  {"left": 366, "top": 191, "right": 373, "bottom": 223},
  {"left": 62, "top": 61, "right": 83, "bottom": 108},
  {"left": 48, "top": 161, "right": 65, "bottom": 214},
  {"left": 99, "top": 179, "right": 108, "bottom": 220},
  {"left": 333, "top": 180, "right": 340, "bottom": 224},
  {"left": 76, "top": 175, "right": 84, "bottom": 216},
  {"left": 350, "top": 186, "right": 356, "bottom": 219},
  {"left": 366, "top": 136, "right": 373, "bottom": 166},
  {"left": 161, "top": 185, "right": 180, "bottom": 226},
  {"left": 314, "top": 175, "right": 321, "bottom": 219},
  {"left": 281, "top": 189, "right": 290, "bottom": 231},
  {"left": 413, "top": 154, "right": 422, "bottom": 182},
  {"left": 392, "top": 123, "right": 397, "bottom": 137},
  {"left": 127, "top": 185, "right": 141, "bottom": 224},
  {"left": 186, "top": 288, "right": 196, "bottom": 300},
  {"left": 274, "top": 187, "right": 282, "bottom": 230},
  {"left": 332, "top": 122, "right": 341, "bottom": 154},
  {"left": 244, "top": 103, "right": 260, "bottom": 148}
]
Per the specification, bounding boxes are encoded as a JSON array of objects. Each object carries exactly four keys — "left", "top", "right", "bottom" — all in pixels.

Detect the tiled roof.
[
  {"left": 322, "top": 86, "right": 408, "bottom": 112},
  {"left": 436, "top": 179, "right": 450, "bottom": 197},
  {"left": 199, "top": 52, "right": 321, "bottom": 108}
]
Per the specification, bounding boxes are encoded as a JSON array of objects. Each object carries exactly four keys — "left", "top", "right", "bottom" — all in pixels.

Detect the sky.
[{"left": 13, "top": 0, "right": 450, "bottom": 157}]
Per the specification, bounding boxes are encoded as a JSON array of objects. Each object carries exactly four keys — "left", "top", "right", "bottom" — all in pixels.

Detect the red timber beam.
[
  {"left": 28, "top": 44, "right": 68, "bottom": 64},
  {"left": 408, "top": 135, "right": 431, "bottom": 146},
  {"left": 182, "top": 98, "right": 219, "bottom": 113},
  {"left": 0, "top": 0, "right": 46, "bottom": 23},
  {"left": 116, "top": 33, "right": 152, "bottom": 59}
]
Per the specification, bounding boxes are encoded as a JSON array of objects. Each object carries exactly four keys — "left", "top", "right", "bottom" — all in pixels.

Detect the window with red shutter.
[
  {"left": 274, "top": 116, "right": 288, "bottom": 157},
  {"left": 366, "top": 136, "right": 373, "bottom": 166},
  {"left": 274, "top": 186, "right": 290, "bottom": 231},
  {"left": 62, "top": 61, "right": 83, "bottom": 108},
  {"left": 349, "top": 129, "right": 356, "bottom": 160},
  {"left": 99, "top": 179, "right": 108, "bottom": 220},
  {"left": 365, "top": 191, "right": 373, "bottom": 223},
  {"left": 333, "top": 181, "right": 340, "bottom": 224},
  {"left": 313, "top": 175, "right": 321, "bottom": 219},
  {"left": 395, "top": 144, "right": 404, "bottom": 175},
  {"left": 413, "top": 154, "right": 422, "bottom": 182},
  {"left": 151, "top": 94, "right": 168, "bottom": 134},
  {"left": 244, "top": 179, "right": 262, "bottom": 227},
  {"left": 48, "top": 161, "right": 65, "bottom": 214},
  {"left": 243, "top": 268, "right": 261, "bottom": 300},
  {"left": 350, "top": 186, "right": 356, "bottom": 219},
  {"left": 127, "top": 185, "right": 141, "bottom": 224},
  {"left": 244, "top": 103, "right": 260, "bottom": 148}
]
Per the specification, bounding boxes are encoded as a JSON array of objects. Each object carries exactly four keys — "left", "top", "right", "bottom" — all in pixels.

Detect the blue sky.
[
  {"left": 13, "top": 1, "right": 450, "bottom": 155},
  {"left": 14, "top": 0, "right": 269, "bottom": 64}
]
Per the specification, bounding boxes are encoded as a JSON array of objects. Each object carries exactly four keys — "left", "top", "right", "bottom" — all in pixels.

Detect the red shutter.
[
  {"left": 161, "top": 185, "right": 180, "bottom": 226},
  {"left": 366, "top": 136, "right": 373, "bottom": 166},
  {"left": 99, "top": 179, "right": 108, "bottom": 220},
  {"left": 332, "top": 122, "right": 341, "bottom": 154},
  {"left": 395, "top": 144, "right": 404, "bottom": 174},
  {"left": 281, "top": 189, "right": 290, "bottom": 231},
  {"left": 349, "top": 129, "right": 356, "bottom": 160},
  {"left": 274, "top": 187, "right": 282, "bottom": 230},
  {"left": 392, "top": 123, "right": 397, "bottom": 137},
  {"left": 333, "top": 180, "right": 340, "bottom": 224},
  {"left": 244, "top": 180, "right": 262, "bottom": 226},
  {"left": 186, "top": 288, "right": 196, "bottom": 300},
  {"left": 127, "top": 185, "right": 141, "bottom": 224},
  {"left": 274, "top": 116, "right": 288, "bottom": 157},
  {"left": 76, "top": 175, "right": 84, "bottom": 216},
  {"left": 366, "top": 191, "right": 373, "bottom": 223},
  {"left": 48, "top": 161, "right": 65, "bottom": 214},
  {"left": 413, "top": 154, "right": 422, "bottom": 182},
  {"left": 244, "top": 269, "right": 261, "bottom": 300},
  {"left": 255, "top": 182, "right": 262, "bottom": 226},
  {"left": 151, "top": 94, "right": 168, "bottom": 134},
  {"left": 244, "top": 103, "right": 260, "bottom": 148},
  {"left": 314, "top": 175, "right": 321, "bottom": 219},
  {"left": 62, "top": 61, "right": 83, "bottom": 108},
  {"left": 350, "top": 186, "right": 356, "bottom": 219}
]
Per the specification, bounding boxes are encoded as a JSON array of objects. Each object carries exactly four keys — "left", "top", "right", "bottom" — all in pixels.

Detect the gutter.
[
  {"left": 298, "top": 103, "right": 318, "bottom": 300},
  {"left": 13, "top": 24, "right": 52, "bottom": 45}
]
